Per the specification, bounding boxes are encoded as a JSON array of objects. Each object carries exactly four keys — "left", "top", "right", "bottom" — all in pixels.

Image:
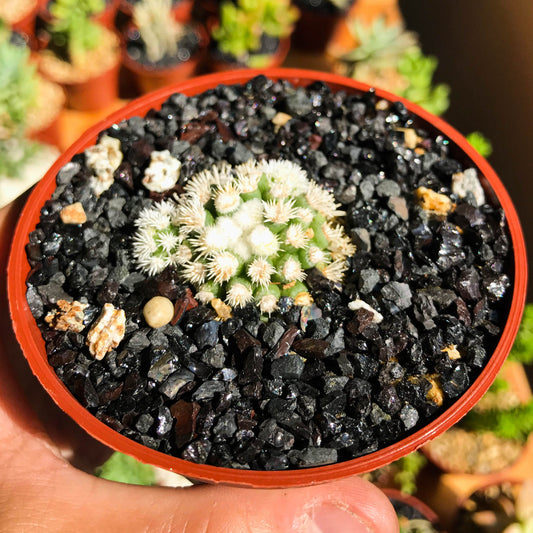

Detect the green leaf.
[
  {"left": 398, "top": 48, "right": 450, "bottom": 116},
  {"left": 509, "top": 304, "right": 533, "bottom": 364},
  {"left": 95, "top": 452, "right": 156, "bottom": 486},
  {"left": 392, "top": 451, "right": 427, "bottom": 495},
  {"left": 466, "top": 131, "right": 493, "bottom": 158},
  {"left": 461, "top": 399, "right": 533, "bottom": 442}
]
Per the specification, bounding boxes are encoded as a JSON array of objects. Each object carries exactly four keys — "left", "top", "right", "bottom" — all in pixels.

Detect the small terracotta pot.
[
  {"left": 94, "top": 0, "right": 121, "bottom": 30},
  {"left": 121, "top": 48, "right": 203, "bottom": 95},
  {"left": 208, "top": 37, "right": 291, "bottom": 73},
  {"left": 454, "top": 479, "right": 528, "bottom": 533},
  {"left": 383, "top": 488, "right": 443, "bottom": 531},
  {"left": 9, "top": 0, "right": 47, "bottom": 45},
  {"left": 121, "top": 23, "right": 208, "bottom": 95},
  {"left": 63, "top": 60, "right": 120, "bottom": 111},
  {"left": 7, "top": 69, "right": 528, "bottom": 488}
]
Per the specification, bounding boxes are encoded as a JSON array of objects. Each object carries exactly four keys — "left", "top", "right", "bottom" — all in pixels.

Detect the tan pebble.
[
  {"left": 87, "top": 303, "right": 125, "bottom": 360},
  {"left": 425, "top": 375, "right": 444, "bottom": 406},
  {"left": 441, "top": 344, "right": 461, "bottom": 360},
  {"left": 60, "top": 202, "right": 87, "bottom": 224},
  {"left": 375, "top": 99, "right": 389, "bottom": 111},
  {"left": 211, "top": 298, "right": 232, "bottom": 321},
  {"left": 143, "top": 296, "right": 174, "bottom": 328},
  {"left": 294, "top": 292, "right": 314, "bottom": 306},
  {"left": 415, "top": 186, "right": 454, "bottom": 216},
  {"left": 396, "top": 127, "right": 421, "bottom": 149},
  {"left": 272, "top": 112, "right": 292, "bottom": 133}
]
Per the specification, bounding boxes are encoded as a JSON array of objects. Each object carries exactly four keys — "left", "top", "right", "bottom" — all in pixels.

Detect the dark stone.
[
  {"left": 293, "top": 338, "right": 329, "bottom": 359},
  {"left": 194, "top": 320, "right": 220, "bottom": 349},
  {"left": 270, "top": 352, "right": 305, "bottom": 380}
]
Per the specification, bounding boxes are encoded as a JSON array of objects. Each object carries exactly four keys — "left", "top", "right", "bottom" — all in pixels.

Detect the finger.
[{"left": 4, "top": 449, "right": 398, "bottom": 533}]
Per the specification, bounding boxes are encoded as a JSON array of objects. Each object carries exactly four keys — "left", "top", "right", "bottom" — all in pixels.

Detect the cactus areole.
[{"left": 132, "top": 159, "right": 356, "bottom": 314}]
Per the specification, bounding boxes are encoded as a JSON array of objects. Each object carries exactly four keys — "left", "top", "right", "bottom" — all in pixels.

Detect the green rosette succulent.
[{"left": 132, "top": 159, "right": 356, "bottom": 314}]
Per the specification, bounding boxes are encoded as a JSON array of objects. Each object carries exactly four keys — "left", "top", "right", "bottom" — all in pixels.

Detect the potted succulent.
[
  {"left": 0, "top": 25, "right": 61, "bottom": 207},
  {"left": 384, "top": 489, "right": 443, "bottom": 533},
  {"left": 291, "top": 0, "right": 356, "bottom": 53},
  {"left": 37, "top": 0, "right": 120, "bottom": 110},
  {"left": 335, "top": 18, "right": 450, "bottom": 116},
  {"left": 7, "top": 69, "right": 526, "bottom": 488},
  {"left": 209, "top": 0, "right": 298, "bottom": 70},
  {"left": 454, "top": 480, "right": 533, "bottom": 532},
  {"left": 423, "top": 304, "right": 533, "bottom": 475},
  {"left": 36, "top": 0, "right": 120, "bottom": 34},
  {"left": 121, "top": 0, "right": 204, "bottom": 95}
]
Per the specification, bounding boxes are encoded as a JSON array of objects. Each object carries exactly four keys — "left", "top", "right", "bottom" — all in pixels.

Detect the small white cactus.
[{"left": 132, "top": 159, "right": 356, "bottom": 311}]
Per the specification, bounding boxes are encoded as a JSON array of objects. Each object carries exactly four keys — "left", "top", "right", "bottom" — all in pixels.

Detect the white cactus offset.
[{"left": 132, "top": 159, "right": 357, "bottom": 312}]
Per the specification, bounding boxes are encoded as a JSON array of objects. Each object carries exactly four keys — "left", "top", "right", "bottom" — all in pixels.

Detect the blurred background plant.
[
  {"left": 47, "top": 0, "right": 105, "bottom": 63},
  {"left": 132, "top": 0, "right": 185, "bottom": 64},
  {"left": 212, "top": 0, "right": 299, "bottom": 67},
  {"left": 336, "top": 17, "right": 449, "bottom": 116}
]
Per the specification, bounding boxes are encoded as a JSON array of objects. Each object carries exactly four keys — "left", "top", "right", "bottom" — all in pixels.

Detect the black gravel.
[{"left": 25, "top": 76, "right": 513, "bottom": 470}]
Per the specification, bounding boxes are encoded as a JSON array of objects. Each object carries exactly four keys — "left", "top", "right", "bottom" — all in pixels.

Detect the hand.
[{"left": 0, "top": 201, "right": 398, "bottom": 532}]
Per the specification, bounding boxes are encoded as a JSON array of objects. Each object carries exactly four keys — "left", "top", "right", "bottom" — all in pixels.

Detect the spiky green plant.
[
  {"left": 48, "top": 0, "right": 105, "bottom": 61},
  {"left": 212, "top": 0, "right": 298, "bottom": 67},
  {"left": 133, "top": 0, "right": 185, "bottom": 64},
  {"left": 132, "top": 159, "right": 355, "bottom": 314}
]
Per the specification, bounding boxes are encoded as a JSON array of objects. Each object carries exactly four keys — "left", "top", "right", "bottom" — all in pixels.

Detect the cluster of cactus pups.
[{"left": 132, "top": 159, "right": 356, "bottom": 314}]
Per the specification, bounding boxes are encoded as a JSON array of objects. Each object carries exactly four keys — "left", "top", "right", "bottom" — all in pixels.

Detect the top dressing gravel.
[{"left": 25, "top": 77, "right": 512, "bottom": 470}]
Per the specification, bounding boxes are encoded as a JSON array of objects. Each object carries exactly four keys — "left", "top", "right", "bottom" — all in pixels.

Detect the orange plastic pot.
[{"left": 7, "top": 68, "right": 527, "bottom": 488}]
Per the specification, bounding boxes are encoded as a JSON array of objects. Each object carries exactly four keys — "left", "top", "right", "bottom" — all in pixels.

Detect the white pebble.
[
  {"left": 452, "top": 168, "right": 485, "bottom": 206},
  {"left": 348, "top": 299, "right": 383, "bottom": 323}
]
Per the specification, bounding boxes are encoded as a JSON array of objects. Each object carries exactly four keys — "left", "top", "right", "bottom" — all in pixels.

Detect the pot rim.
[{"left": 7, "top": 68, "right": 528, "bottom": 488}]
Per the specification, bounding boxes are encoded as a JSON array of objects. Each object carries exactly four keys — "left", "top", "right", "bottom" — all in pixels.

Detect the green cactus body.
[{"left": 132, "top": 159, "right": 356, "bottom": 314}]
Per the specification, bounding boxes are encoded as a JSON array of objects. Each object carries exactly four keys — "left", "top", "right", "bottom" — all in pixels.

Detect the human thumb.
[{"left": 6, "top": 456, "right": 398, "bottom": 532}]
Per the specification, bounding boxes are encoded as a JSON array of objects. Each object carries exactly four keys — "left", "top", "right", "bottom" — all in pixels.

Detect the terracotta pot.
[
  {"left": 454, "top": 479, "right": 529, "bottom": 533},
  {"left": 121, "top": 49, "right": 203, "bottom": 95},
  {"left": 41, "top": 57, "right": 120, "bottom": 111},
  {"left": 121, "top": 24, "right": 208, "bottom": 95},
  {"left": 94, "top": 0, "right": 121, "bottom": 30},
  {"left": 208, "top": 37, "right": 291, "bottom": 72},
  {"left": 7, "top": 68, "right": 528, "bottom": 488},
  {"left": 8, "top": 0, "right": 46, "bottom": 40},
  {"left": 383, "top": 488, "right": 442, "bottom": 530}
]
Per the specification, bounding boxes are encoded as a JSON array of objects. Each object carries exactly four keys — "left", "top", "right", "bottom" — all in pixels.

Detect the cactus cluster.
[
  {"left": 132, "top": 0, "right": 185, "bottom": 64},
  {"left": 132, "top": 159, "right": 356, "bottom": 314}
]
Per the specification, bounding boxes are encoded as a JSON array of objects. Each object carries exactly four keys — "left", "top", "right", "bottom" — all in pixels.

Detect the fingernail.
[{"left": 308, "top": 504, "right": 375, "bottom": 533}]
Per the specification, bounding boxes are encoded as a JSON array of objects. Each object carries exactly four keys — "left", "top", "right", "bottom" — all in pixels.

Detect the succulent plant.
[
  {"left": 466, "top": 131, "right": 493, "bottom": 158},
  {"left": 48, "top": 0, "right": 105, "bottom": 61},
  {"left": 132, "top": 159, "right": 355, "bottom": 314},
  {"left": 212, "top": 0, "right": 299, "bottom": 67},
  {"left": 132, "top": 0, "right": 185, "bottom": 64},
  {"left": 0, "top": 29, "right": 38, "bottom": 137},
  {"left": 340, "top": 18, "right": 450, "bottom": 116}
]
